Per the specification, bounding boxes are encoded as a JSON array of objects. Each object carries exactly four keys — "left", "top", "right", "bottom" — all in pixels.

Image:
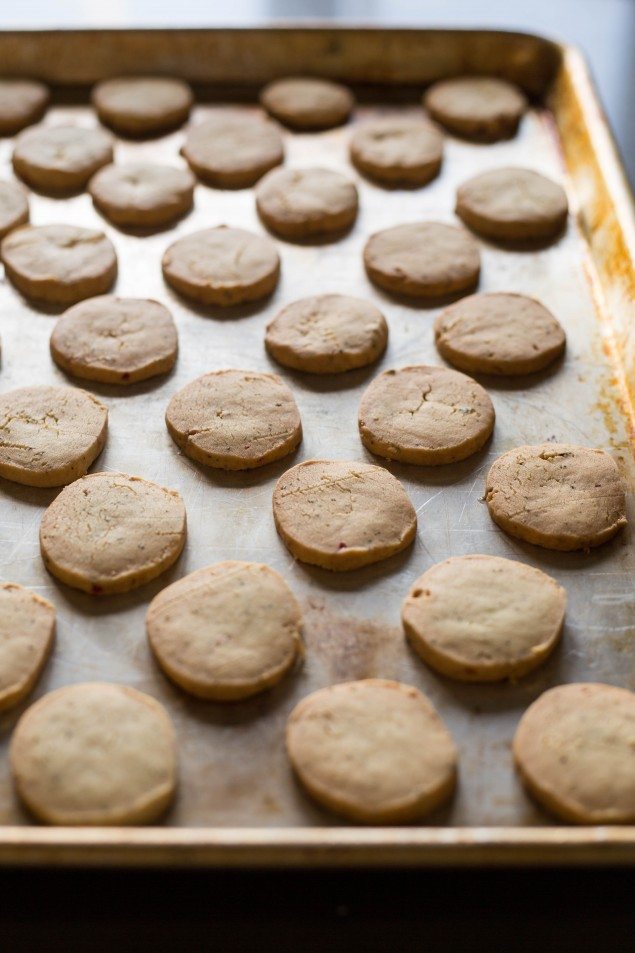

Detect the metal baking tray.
[{"left": 0, "top": 27, "right": 633, "bottom": 867}]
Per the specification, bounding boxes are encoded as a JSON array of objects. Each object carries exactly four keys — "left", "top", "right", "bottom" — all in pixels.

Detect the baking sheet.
[{"left": 0, "top": 92, "right": 633, "bottom": 836}]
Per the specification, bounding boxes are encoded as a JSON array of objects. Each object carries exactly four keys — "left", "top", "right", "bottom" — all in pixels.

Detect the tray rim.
[{"left": 0, "top": 25, "right": 633, "bottom": 867}]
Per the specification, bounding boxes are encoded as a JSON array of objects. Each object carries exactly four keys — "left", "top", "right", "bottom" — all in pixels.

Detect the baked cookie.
[
  {"left": 456, "top": 167, "right": 568, "bottom": 244},
  {"left": 89, "top": 162, "right": 194, "bottom": 228},
  {"left": 0, "top": 80, "right": 49, "bottom": 136},
  {"left": 0, "top": 583, "right": 55, "bottom": 711},
  {"left": 513, "top": 683, "right": 635, "bottom": 824},
  {"left": 166, "top": 369, "right": 302, "bottom": 470},
  {"left": 92, "top": 76, "right": 193, "bottom": 136},
  {"left": 434, "top": 292, "right": 566, "bottom": 376},
  {"left": 12, "top": 125, "right": 113, "bottom": 193},
  {"left": 350, "top": 117, "right": 443, "bottom": 187},
  {"left": 402, "top": 555, "right": 566, "bottom": 682},
  {"left": 10, "top": 682, "right": 177, "bottom": 825},
  {"left": 162, "top": 225, "right": 279, "bottom": 306},
  {"left": 0, "top": 180, "right": 28, "bottom": 239},
  {"left": 358, "top": 365, "right": 494, "bottom": 465},
  {"left": 256, "top": 167, "right": 358, "bottom": 240},
  {"left": 1, "top": 224, "right": 117, "bottom": 306},
  {"left": 147, "top": 561, "right": 302, "bottom": 700},
  {"left": 286, "top": 679, "right": 457, "bottom": 823},
  {"left": 0, "top": 384, "right": 107, "bottom": 487},
  {"left": 424, "top": 76, "right": 527, "bottom": 142},
  {"left": 485, "top": 444, "right": 626, "bottom": 551},
  {"left": 260, "top": 77, "right": 354, "bottom": 130},
  {"left": 51, "top": 296, "right": 178, "bottom": 385},
  {"left": 265, "top": 294, "right": 388, "bottom": 374},
  {"left": 182, "top": 112, "right": 284, "bottom": 188},
  {"left": 272, "top": 459, "right": 417, "bottom": 571},
  {"left": 363, "top": 222, "right": 480, "bottom": 300},
  {"left": 40, "top": 471, "right": 186, "bottom": 594}
]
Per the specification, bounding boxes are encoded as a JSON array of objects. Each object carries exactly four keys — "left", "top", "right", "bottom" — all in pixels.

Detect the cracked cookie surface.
[
  {"left": 89, "top": 161, "right": 194, "bottom": 227},
  {"left": 350, "top": 117, "right": 443, "bottom": 187},
  {"left": 359, "top": 364, "right": 494, "bottom": 465},
  {"left": 13, "top": 125, "right": 113, "bottom": 193},
  {"left": 485, "top": 443, "right": 626, "bottom": 550},
  {"left": 0, "top": 384, "right": 107, "bottom": 486},
  {"left": 256, "top": 167, "right": 358, "bottom": 240},
  {"left": 286, "top": 679, "right": 457, "bottom": 822},
  {"left": 147, "top": 561, "right": 303, "bottom": 700},
  {"left": 402, "top": 555, "right": 566, "bottom": 682},
  {"left": 272, "top": 458, "right": 416, "bottom": 570},
  {"left": 39, "top": 471, "right": 186, "bottom": 593},
  {"left": 166, "top": 369, "right": 302, "bottom": 469},
  {"left": 0, "top": 582, "right": 55, "bottom": 711}
]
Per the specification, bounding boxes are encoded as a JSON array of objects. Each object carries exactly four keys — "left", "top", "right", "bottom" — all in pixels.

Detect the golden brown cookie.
[
  {"left": 256, "top": 167, "right": 358, "bottom": 240},
  {"left": 0, "top": 583, "right": 55, "bottom": 711},
  {"left": 513, "top": 683, "right": 635, "bottom": 824},
  {"left": 363, "top": 222, "right": 480, "bottom": 300},
  {"left": 286, "top": 679, "right": 458, "bottom": 822},
  {"left": 456, "top": 167, "right": 568, "bottom": 244},
  {"left": 0, "top": 180, "right": 28, "bottom": 239},
  {"left": 424, "top": 76, "right": 527, "bottom": 142},
  {"left": 272, "top": 459, "right": 417, "bottom": 571},
  {"left": 402, "top": 555, "right": 566, "bottom": 682},
  {"left": 350, "top": 117, "right": 444, "bottom": 187},
  {"left": 182, "top": 112, "right": 284, "bottom": 188},
  {"left": 89, "top": 162, "right": 194, "bottom": 228},
  {"left": 162, "top": 225, "right": 280, "bottom": 306},
  {"left": 92, "top": 76, "right": 193, "bottom": 136},
  {"left": 0, "top": 79, "right": 49, "bottom": 136},
  {"left": 0, "top": 384, "right": 107, "bottom": 487},
  {"left": 265, "top": 294, "right": 388, "bottom": 374},
  {"left": 51, "top": 296, "right": 178, "bottom": 385},
  {"left": 147, "top": 561, "right": 303, "bottom": 700},
  {"left": 166, "top": 369, "right": 302, "bottom": 470},
  {"left": 359, "top": 365, "right": 494, "bottom": 465},
  {"left": 40, "top": 471, "right": 186, "bottom": 594},
  {"left": 1, "top": 224, "right": 117, "bottom": 306},
  {"left": 434, "top": 292, "right": 566, "bottom": 376},
  {"left": 485, "top": 444, "right": 627, "bottom": 551},
  {"left": 260, "top": 77, "right": 354, "bottom": 130},
  {"left": 10, "top": 682, "right": 177, "bottom": 825},
  {"left": 12, "top": 125, "right": 113, "bottom": 193}
]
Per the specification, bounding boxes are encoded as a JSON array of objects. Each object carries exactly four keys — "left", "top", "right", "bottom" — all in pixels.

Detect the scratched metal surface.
[{"left": 0, "top": 99, "right": 633, "bottom": 830}]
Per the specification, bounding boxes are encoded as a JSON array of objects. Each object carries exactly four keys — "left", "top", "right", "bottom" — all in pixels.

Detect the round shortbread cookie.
[
  {"left": 424, "top": 76, "right": 527, "bottom": 142},
  {"left": 10, "top": 682, "right": 177, "bottom": 825},
  {"left": 0, "top": 583, "right": 55, "bottom": 712},
  {"left": 456, "top": 167, "right": 568, "bottom": 244},
  {"left": 485, "top": 444, "right": 627, "bottom": 551},
  {"left": 89, "top": 162, "right": 194, "bottom": 228},
  {"left": 0, "top": 180, "right": 28, "bottom": 239},
  {"left": 162, "top": 225, "right": 279, "bottom": 306},
  {"left": 265, "top": 294, "right": 388, "bottom": 374},
  {"left": 1, "top": 224, "right": 117, "bottom": 306},
  {"left": 434, "top": 292, "right": 566, "bottom": 376},
  {"left": 12, "top": 125, "right": 113, "bottom": 193},
  {"left": 92, "top": 76, "right": 193, "bottom": 136},
  {"left": 147, "top": 561, "right": 303, "bottom": 700},
  {"left": 358, "top": 365, "right": 494, "bottom": 465},
  {"left": 350, "top": 117, "right": 444, "bottom": 187},
  {"left": 0, "top": 384, "right": 107, "bottom": 487},
  {"left": 166, "top": 369, "right": 302, "bottom": 470},
  {"left": 272, "top": 459, "right": 417, "bottom": 571},
  {"left": 260, "top": 77, "right": 354, "bottom": 130},
  {"left": 256, "top": 167, "right": 358, "bottom": 240},
  {"left": 363, "top": 222, "right": 480, "bottom": 300},
  {"left": 182, "top": 112, "right": 284, "bottom": 188},
  {"left": 40, "top": 471, "right": 186, "bottom": 594},
  {"left": 51, "top": 296, "right": 178, "bottom": 385},
  {"left": 513, "top": 683, "right": 635, "bottom": 824},
  {"left": 286, "top": 679, "right": 458, "bottom": 823},
  {"left": 402, "top": 555, "right": 566, "bottom": 682},
  {"left": 0, "top": 80, "right": 49, "bottom": 136}
]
